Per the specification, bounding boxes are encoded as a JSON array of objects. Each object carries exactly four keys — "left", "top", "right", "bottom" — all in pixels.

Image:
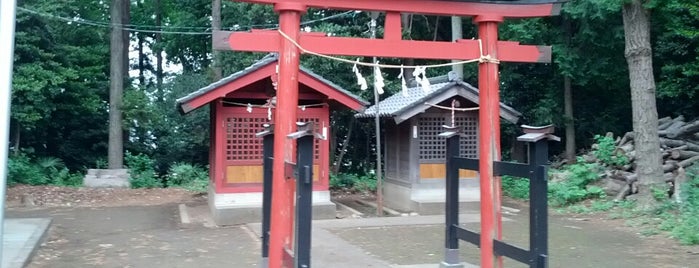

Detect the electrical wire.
[{"left": 16, "top": 7, "right": 356, "bottom": 35}]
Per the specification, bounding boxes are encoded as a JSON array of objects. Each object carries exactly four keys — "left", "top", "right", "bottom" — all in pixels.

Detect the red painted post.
[
  {"left": 475, "top": 15, "right": 504, "bottom": 268},
  {"left": 270, "top": 2, "right": 305, "bottom": 268}
]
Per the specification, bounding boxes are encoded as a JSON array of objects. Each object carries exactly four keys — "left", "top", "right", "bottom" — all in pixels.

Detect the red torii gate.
[{"left": 215, "top": 1, "right": 561, "bottom": 267}]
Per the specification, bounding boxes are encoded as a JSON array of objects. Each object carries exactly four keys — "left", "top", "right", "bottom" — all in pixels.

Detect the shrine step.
[{"left": 208, "top": 190, "right": 337, "bottom": 226}]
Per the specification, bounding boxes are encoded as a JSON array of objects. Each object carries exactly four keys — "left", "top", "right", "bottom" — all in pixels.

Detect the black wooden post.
[
  {"left": 529, "top": 139, "right": 549, "bottom": 268},
  {"left": 440, "top": 125, "right": 464, "bottom": 268},
  {"left": 518, "top": 124, "right": 558, "bottom": 268},
  {"left": 288, "top": 122, "right": 319, "bottom": 268},
  {"left": 295, "top": 134, "right": 313, "bottom": 268},
  {"left": 255, "top": 123, "right": 274, "bottom": 266}
]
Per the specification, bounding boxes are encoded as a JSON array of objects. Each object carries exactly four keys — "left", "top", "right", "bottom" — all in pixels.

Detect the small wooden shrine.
[
  {"left": 177, "top": 54, "right": 368, "bottom": 225},
  {"left": 356, "top": 73, "right": 520, "bottom": 214}
]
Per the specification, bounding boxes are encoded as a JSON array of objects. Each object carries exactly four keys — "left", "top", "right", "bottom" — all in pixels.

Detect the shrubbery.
[
  {"left": 663, "top": 166, "right": 699, "bottom": 244},
  {"left": 125, "top": 152, "right": 163, "bottom": 189},
  {"left": 7, "top": 153, "right": 83, "bottom": 187},
  {"left": 500, "top": 158, "right": 604, "bottom": 207},
  {"left": 593, "top": 134, "right": 629, "bottom": 167},
  {"left": 548, "top": 160, "right": 605, "bottom": 206},
  {"left": 165, "top": 162, "right": 209, "bottom": 193},
  {"left": 499, "top": 133, "right": 699, "bottom": 246},
  {"left": 125, "top": 152, "right": 209, "bottom": 192},
  {"left": 330, "top": 173, "right": 377, "bottom": 193},
  {"left": 502, "top": 175, "right": 530, "bottom": 199}
]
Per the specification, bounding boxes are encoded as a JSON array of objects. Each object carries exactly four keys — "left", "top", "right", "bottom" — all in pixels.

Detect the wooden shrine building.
[
  {"left": 177, "top": 54, "right": 368, "bottom": 225},
  {"left": 356, "top": 73, "right": 521, "bottom": 214}
]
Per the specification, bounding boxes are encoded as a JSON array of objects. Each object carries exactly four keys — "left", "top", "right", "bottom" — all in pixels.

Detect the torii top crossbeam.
[
  {"left": 229, "top": 0, "right": 560, "bottom": 17},
  {"left": 218, "top": 1, "right": 561, "bottom": 268}
]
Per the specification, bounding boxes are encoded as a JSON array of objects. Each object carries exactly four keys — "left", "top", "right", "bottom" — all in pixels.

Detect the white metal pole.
[{"left": 0, "top": 0, "right": 18, "bottom": 262}]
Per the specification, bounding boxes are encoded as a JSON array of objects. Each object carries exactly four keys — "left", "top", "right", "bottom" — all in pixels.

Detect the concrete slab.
[
  {"left": 393, "top": 263, "right": 478, "bottom": 268},
  {"left": 245, "top": 222, "right": 393, "bottom": 267},
  {"left": 2, "top": 218, "right": 51, "bottom": 268},
  {"left": 83, "top": 169, "right": 130, "bottom": 188}
]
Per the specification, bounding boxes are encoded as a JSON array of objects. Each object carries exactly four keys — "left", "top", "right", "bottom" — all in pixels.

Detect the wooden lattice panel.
[
  {"left": 298, "top": 117, "right": 321, "bottom": 161},
  {"left": 224, "top": 114, "right": 321, "bottom": 163},
  {"left": 418, "top": 116, "right": 446, "bottom": 160},
  {"left": 455, "top": 114, "right": 478, "bottom": 158},
  {"left": 225, "top": 115, "right": 267, "bottom": 161},
  {"left": 418, "top": 114, "right": 478, "bottom": 161}
]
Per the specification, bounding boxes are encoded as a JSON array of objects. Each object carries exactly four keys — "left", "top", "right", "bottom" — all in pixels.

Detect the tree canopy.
[{"left": 10, "top": 0, "right": 699, "bottom": 175}]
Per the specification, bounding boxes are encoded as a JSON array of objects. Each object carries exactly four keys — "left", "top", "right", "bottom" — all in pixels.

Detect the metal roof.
[
  {"left": 176, "top": 53, "right": 368, "bottom": 113},
  {"left": 355, "top": 77, "right": 521, "bottom": 124}
]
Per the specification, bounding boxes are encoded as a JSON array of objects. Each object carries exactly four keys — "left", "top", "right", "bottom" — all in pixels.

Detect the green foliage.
[
  {"left": 8, "top": 153, "right": 46, "bottom": 186},
  {"left": 165, "top": 163, "right": 210, "bottom": 193},
  {"left": 593, "top": 135, "right": 629, "bottom": 167},
  {"left": 502, "top": 176, "right": 530, "bottom": 199},
  {"left": 595, "top": 167, "right": 699, "bottom": 245},
  {"left": 9, "top": 0, "right": 699, "bottom": 206},
  {"left": 125, "top": 152, "right": 162, "bottom": 189},
  {"left": 13, "top": 0, "right": 110, "bottom": 170},
  {"left": 651, "top": 185, "right": 669, "bottom": 201},
  {"left": 655, "top": 0, "right": 699, "bottom": 117},
  {"left": 129, "top": 170, "right": 162, "bottom": 189},
  {"left": 668, "top": 167, "right": 699, "bottom": 245},
  {"left": 7, "top": 153, "right": 83, "bottom": 187},
  {"left": 548, "top": 162, "right": 604, "bottom": 207},
  {"left": 330, "top": 173, "right": 377, "bottom": 193}
]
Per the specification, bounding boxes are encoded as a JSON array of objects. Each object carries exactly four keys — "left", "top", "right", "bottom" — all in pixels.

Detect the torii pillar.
[{"left": 215, "top": 1, "right": 561, "bottom": 267}]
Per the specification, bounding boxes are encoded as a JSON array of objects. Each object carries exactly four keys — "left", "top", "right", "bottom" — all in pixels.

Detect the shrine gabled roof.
[
  {"left": 355, "top": 75, "right": 521, "bottom": 124},
  {"left": 176, "top": 54, "right": 368, "bottom": 114}
]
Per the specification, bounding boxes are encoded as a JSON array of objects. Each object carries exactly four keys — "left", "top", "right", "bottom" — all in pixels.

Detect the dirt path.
[
  {"left": 6, "top": 186, "right": 699, "bottom": 267},
  {"left": 331, "top": 199, "right": 699, "bottom": 267},
  {"left": 7, "top": 205, "right": 260, "bottom": 268}
]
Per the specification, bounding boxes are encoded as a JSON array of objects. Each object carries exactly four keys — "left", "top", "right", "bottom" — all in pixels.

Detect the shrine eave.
[
  {"left": 176, "top": 54, "right": 368, "bottom": 114},
  {"left": 355, "top": 75, "right": 521, "bottom": 124}
]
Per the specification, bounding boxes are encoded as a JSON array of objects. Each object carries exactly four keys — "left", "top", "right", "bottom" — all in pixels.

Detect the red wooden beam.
[
  {"left": 180, "top": 64, "right": 276, "bottom": 113},
  {"left": 219, "top": 30, "right": 551, "bottom": 63},
  {"left": 234, "top": 0, "right": 561, "bottom": 17},
  {"left": 227, "top": 91, "right": 326, "bottom": 100}
]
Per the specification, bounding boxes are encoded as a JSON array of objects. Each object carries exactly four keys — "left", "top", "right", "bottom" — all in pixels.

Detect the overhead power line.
[{"left": 16, "top": 7, "right": 357, "bottom": 35}]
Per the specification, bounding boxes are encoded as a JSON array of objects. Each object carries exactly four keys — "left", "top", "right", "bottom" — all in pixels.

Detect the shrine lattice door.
[
  {"left": 218, "top": 106, "right": 329, "bottom": 193},
  {"left": 417, "top": 112, "right": 479, "bottom": 180}
]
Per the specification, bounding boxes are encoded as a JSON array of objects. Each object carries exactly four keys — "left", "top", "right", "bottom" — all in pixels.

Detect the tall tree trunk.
[
  {"left": 109, "top": 0, "right": 126, "bottom": 168},
  {"left": 622, "top": 0, "right": 663, "bottom": 208},
  {"left": 155, "top": 0, "right": 163, "bottom": 99},
  {"left": 563, "top": 17, "right": 576, "bottom": 163},
  {"left": 138, "top": 33, "right": 145, "bottom": 86},
  {"left": 12, "top": 119, "right": 19, "bottom": 156},
  {"left": 211, "top": 0, "right": 223, "bottom": 81},
  {"left": 333, "top": 117, "right": 356, "bottom": 174},
  {"left": 135, "top": 1, "right": 144, "bottom": 86},
  {"left": 401, "top": 14, "right": 415, "bottom": 81},
  {"left": 451, "top": 16, "right": 463, "bottom": 79},
  {"left": 122, "top": 0, "right": 130, "bottom": 76},
  {"left": 563, "top": 76, "right": 576, "bottom": 163}
]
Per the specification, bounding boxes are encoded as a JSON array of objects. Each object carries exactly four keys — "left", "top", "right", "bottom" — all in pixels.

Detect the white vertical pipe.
[{"left": 0, "top": 0, "right": 18, "bottom": 262}]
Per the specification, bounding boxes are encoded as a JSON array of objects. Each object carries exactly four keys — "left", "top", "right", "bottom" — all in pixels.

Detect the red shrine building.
[{"left": 176, "top": 54, "right": 368, "bottom": 225}]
